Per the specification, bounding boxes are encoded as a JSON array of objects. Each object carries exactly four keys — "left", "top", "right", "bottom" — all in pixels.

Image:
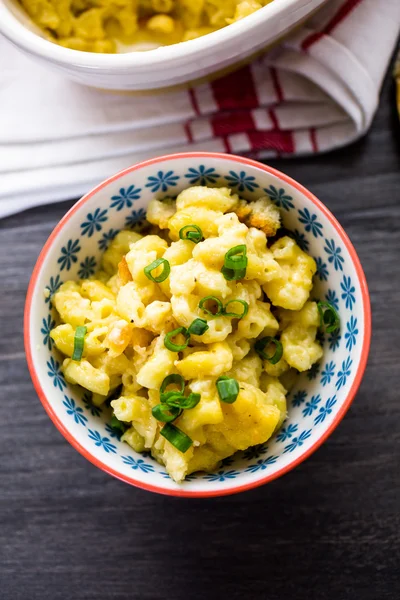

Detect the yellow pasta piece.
[
  {"left": 53, "top": 282, "right": 92, "bottom": 327},
  {"left": 263, "top": 236, "right": 317, "bottom": 310},
  {"left": 102, "top": 230, "right": 143, "bottom": 275},
  {"left": 175, "top": 342, "right": 233, "bottom": 379},
  {"left": 136, "top": 335, "right": 176, "bottom": 389},
  {"left": 279, "top": 301, "right": 324, "bottom": 371},
  {"left": 63, "top": 358, "right": 110, "bottom": 396}
]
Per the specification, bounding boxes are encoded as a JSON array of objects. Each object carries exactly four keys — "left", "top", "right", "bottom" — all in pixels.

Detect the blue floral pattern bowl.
[{"left": 25, "top": 153, "right": 371, "bottom": 497}]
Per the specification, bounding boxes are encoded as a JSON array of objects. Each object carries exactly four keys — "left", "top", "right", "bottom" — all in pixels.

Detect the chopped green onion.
[
  {"left": 199, "top": 296, "right": 224, "bottom": 317},
  {"left": 221, "top": 245, "right": 248, "bottom": 281},
  {"left": 188, "top": 318, "right": 209, "bottom": 336},
  {"left": 160, "top": 423, "right": 193, "bottom": 453},
  {"left": 254, "top": 336, "right": 283, "bottom": 364},
  {"left": 160, "top": 374, "right": 185, "bottom": 396},
  {"left": 144, "top": 258, "right": 170, "bottom": 283},
  {"left": 152, "top": 404, "right": 182, "bottom": 423},
  {"left": 216, "top": 376, "right": 239, "bottom": 404},
  {"left": 179, "top": 224, "right": 203, "bottom": 243},
  {"left": 164, "top": 327, "right": 190, "bottom": 352},
  {"left": 72, "top": 325, "right": 87, "bottom": 361},
  {"left": 221, "top": 266, "right": 247, "bottom": 281},
  {"left": 317, "top": 301, "right": 340, "bottom": 333},
  {"left": 179, "top": 393, "right": 201, "bottom": 410},
  {"left": 224, "top": 245, "right": 247, "bottom": 269},
  {"left": 164, "top": 392, "right": 201, "bottom": 410},
  {"left": 160, "top": 391, "right": 186, "bottom": 406},
  {"left": 223, "top": 299, "right": 249, "bottom": 319},
  {"left": 110, "top": 415, "right": 127, "bottom": 435}
]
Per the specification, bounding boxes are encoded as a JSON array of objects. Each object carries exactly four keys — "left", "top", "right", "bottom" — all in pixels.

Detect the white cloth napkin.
[{"left": 1, "top": 0, "right": 399, "bottom": 218}]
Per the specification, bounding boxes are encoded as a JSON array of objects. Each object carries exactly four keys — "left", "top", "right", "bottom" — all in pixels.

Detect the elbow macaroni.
[
  {"left": 20, "top": 0, "right": 276, "bottom": 53},
  {"left": 50, "top": 184, "right": 323, "bottom": 482}
]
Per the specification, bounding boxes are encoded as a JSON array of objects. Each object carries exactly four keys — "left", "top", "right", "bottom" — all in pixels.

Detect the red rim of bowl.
[{"left": 24, "top": 152, "right": 372, "bottom": 498}]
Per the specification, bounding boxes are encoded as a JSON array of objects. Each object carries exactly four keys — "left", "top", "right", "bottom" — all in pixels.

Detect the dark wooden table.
[{"left": 1, "top": 70, "right": 399, "bottom": 600}]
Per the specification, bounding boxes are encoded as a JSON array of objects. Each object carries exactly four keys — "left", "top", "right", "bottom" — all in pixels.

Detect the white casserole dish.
[{"left": 0, "top": 0, "right": 327, "bottom": 91}]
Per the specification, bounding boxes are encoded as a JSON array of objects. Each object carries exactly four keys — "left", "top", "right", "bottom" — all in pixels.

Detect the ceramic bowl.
[
  {"left": 25, "top": 152, "right": 371, "bottom": 497},
  {"left": 0, "top": 0, "right": 328, "bottom": 91}
]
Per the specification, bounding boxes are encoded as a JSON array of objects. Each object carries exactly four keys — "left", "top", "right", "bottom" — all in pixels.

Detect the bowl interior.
[{"left": 26, "top": 154, "right": 369, "bottom": 495}]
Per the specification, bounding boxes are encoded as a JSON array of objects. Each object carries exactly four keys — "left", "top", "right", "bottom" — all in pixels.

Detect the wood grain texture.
[{"left": 1, "top": 72, "right": 399, "bottom": 600}]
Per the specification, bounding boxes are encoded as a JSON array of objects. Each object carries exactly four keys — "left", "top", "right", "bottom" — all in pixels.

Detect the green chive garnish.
[
  {"left": 221, "top": 245, "right": 247, "bottom": 281},
  {"left": 216, "top": 376, "right": 239, "bottom": 404},
  {"left": 160, "top": 374, "right": 185, "bottom": 396},
  {"left": 144, "top": 258, "right": 170, "bottom": 283},
  {"left": 188, "top": 318, "right": 209, "bottom": 336},
  {"left": 72, "top": 325, "right": 87, "bottom": 361},
  {"left": 317, "top": 301, "right": 340, "bottom": 333},
  {"left": 160, "top": 423, "right": 193, "bottom": 453},
  {"left": 199, "top": 296, "right": 224, "bottom": 317},
  {"left": 223, "top": 299, "right": 249, "bottom": 319},
  {"left": 179, "top": 224, "right": 203, "bottom": 243},
  {"left": 110, "top": 415, "right": 127, "bottom": 435},
  {"left": 164, "top": 327, "right": 190, "bottom": 352},
  {"left": 254, "top": 336, "right": 283, "bottom": 364},
  {"left": 152, "top": 404, "right": 182, "bottom": 423}
]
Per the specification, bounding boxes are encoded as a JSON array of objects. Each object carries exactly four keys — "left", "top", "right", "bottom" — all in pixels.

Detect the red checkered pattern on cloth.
[{"left": 181, "top": 0, "right": 400, "bottom": 158}]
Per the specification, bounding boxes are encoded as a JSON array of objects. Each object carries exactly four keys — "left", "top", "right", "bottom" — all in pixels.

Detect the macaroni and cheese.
[
  {"left": 50, "top": 185, "right": 324, "bottom": 482},
  {"left": 20, "top": 0, "right": 275, "bottom": 53}
]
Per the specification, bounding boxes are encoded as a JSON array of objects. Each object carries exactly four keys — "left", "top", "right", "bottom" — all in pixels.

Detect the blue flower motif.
[
  {"left": 292, "top": 229, "right": 309, "bottom": 252},
  {"left": 47, "top": 357, "right": 66, "bottom": 391},
  {"left": 125, "top": 208, "right": 146, "bottom": 229},
  {"left": 161, "top": 471, "right": 197, "bottom": 481},
  {"left": 341, "top": 275, "right": 356, "bottom": 310},
  {"left": 315, "top": 257, "right": 329, "bottom": 281},
  {"left": 276, "top": 423, "right": 298, "bottom": 442},
  {"left": 320, "top": 361, "right": 336, "bottom": 386},
  {"left": 302, "top": 394, "right": 322, "bottom": 417},
  {"left": 80, "top": 208, "right": 108, "bottom": 237},
  {"left": 264, "top": 185, "right": 294, "bottom": 210},
  {"left": 245, "top": 456, "right": 278, "bottom": 473},
  {"left": 122, "top": 456, "right": 155, "bottom": 473},
  {"left": 78, "top": 256, "right": 97, "bottom": 279},
  {"left": 324, "top": 238, "right": 344, "bottom": 271},
  {"left": 328, "top": 329, "right": 342, "bottom": 351},
  {"left": 146, "top": 170, "right": 179, "bottom": 193},
  {"left": 82, "top": 392, "right": 102, "bottom": 417},
  {"left": 203, "top": 469, "right": 240, "bottom": 482},
  {"left": 45, "top": 275, "right": 62, "bottom": 306},
  {"left": 345, "top": 316, "right": 358, "bottom": 351},
  {"left": 283, "top": 429, "right": 312, "bottom": 453},
  {"left": 292, "top": 390, "right": 307, "bottom": 407},
  {"left": 63, "top": 396, "right": 88, "bottom": 426},
  {"left": 225, "top": 170, "right": 259, "bottom": 192},
  {"left": 336, "top": 357, "right": 353, "bottom": 390},
  {"left": 314, "top": 396, "right": 337, "bottom": 425},
  {"left": 105, "top": 423, "right": 123, "bottom": 440},
  {"left": 307, "top": 362, "right": 320, "bottom": 380},
  {"left": 220, "top": 455, "right": 235, "bottom": 467},
  {"left": 185, "top": 165, "right": 220, "bottom": 185},
  {"left": 298, "top": 208, "right": 323, "bottom": 238},
  {"left": 98, "top": 228, "right": 120, "bottom": 251},
  {"left": 57, "top": 239, "right": 81, "bottom": 271},
  {"left": 88, "top": 429, "right": 117, "bottom": 454},
  {"left": 325, "top": 289, "right": 339, "bottom": 311},
  {"left": 41, "top": 315, "right": 56, "bottom": 350},
  {"left": 243, "top": 443, "right": 268, "bottom": 460},
  {"left": 110, "top": 185, "right": 141, "bottom": 211}
]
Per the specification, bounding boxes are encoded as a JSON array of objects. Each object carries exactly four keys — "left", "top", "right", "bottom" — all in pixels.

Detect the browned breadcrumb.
[
  {"left": 233, "top": 196, "right": 281, "bottom": 237},
  {"left": 118, "top": 257, "right": 132, "bottom": 285}
]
